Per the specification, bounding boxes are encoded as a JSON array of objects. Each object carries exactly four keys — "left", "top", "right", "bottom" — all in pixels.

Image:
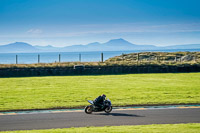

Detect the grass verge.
[
  {"left": 0, "top": 73, "right": 200, "bottom": 111},
  {"left": 1, "top": 123, "right": 200, "bottom": 133}
]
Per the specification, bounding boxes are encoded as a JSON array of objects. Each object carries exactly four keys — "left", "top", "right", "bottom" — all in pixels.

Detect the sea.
[{"left": 0, "top": 49, "right": 199, "bottom": 64}]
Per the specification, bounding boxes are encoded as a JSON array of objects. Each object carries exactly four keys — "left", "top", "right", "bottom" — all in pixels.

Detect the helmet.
[{"left": 102, "top": 94, "right": 106, "bottom": 97}]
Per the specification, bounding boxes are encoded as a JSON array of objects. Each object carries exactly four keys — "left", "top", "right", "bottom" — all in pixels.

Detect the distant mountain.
[
  {"left": 61, "top": 38, "right": 158, "bottom": 52},
  {"left": 101, "top": 38, "right": 157, "bottom": 51},
  {"left": 0, "top": 42, "right": 39, "bottom": 53},
  {"left": 0, "top": 39, "right": 200, "bottom": 53},
  {"left": 105, "top": 38, "right": 134, "bottom": 46},
  {"left": 34, "top": 45, "right": 60, "bottom": 51}
]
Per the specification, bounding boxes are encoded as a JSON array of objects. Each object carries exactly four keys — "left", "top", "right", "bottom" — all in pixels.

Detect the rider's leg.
[{"left": 94, "top": 103, "right": 101, "bottom": 108}]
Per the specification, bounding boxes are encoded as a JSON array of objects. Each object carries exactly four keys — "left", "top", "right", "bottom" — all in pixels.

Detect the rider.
[{"left": 94, "top": 94, "right": 106, "bottom": 109}]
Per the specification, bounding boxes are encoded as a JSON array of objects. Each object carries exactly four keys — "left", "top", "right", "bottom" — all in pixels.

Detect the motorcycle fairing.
[{"left": 88, "top": 100, "right": 94, "bottom": 104}]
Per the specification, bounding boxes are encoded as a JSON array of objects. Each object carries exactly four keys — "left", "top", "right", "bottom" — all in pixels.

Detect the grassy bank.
[
  {"left": 0, "top": 52, "right": 199, "bottom": 68},
  {"left": 0, "top": 73, "right": 200, "bottom": 111},
  {"left": 1, "top": 123, "right": 200, "bottom": 133}
]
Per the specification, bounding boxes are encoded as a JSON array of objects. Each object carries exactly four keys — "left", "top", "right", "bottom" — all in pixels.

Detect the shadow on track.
[{"left": 94, "top": 113, "right": 144, "bottom": 117}]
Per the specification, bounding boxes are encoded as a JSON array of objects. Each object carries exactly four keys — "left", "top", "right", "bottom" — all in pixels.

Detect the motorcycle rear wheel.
[
  {"left": 85, "top": 106, "right": 93, "bottom": 114},
  {"left": 104, "top": 106, "right": 112, "bottom": 113}
]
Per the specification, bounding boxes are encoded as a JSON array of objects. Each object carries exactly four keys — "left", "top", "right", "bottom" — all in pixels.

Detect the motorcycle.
[{"left": 85, "top": 99, "right": 112, "bottom": 114}]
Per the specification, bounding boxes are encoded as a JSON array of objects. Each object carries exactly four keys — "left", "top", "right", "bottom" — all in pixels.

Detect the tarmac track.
[{"left": 0, "top": 107, "right": 200, "bottom": 131}]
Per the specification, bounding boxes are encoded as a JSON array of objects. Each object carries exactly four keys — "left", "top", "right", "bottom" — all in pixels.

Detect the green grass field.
[
  {"left": 0, "top": 73, "right": 200, "bottom": 111},
  {"left": 1, "top": 123, "right": 200, "bottom": 133}
]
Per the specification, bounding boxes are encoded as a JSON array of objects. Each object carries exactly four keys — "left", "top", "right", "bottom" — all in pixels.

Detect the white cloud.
[
  {"left": 1, "top": 23, "right": 200, "bottom": 38},
  {"left": 27, "top": 29, "right": 43, "bottom": 34}
]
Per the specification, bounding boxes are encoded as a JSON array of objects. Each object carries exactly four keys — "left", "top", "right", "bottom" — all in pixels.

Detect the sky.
[{"left": 0, "top": 0, "right": 200, "bottom": 47}]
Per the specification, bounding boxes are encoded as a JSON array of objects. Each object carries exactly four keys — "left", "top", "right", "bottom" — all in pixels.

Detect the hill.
[
  {"left": 0, "top": 42, "right": 39, "bottom": 53},
  {"left": 0, "top": 39, "right": 200, "bottom": 53},
  {"left": 61, "top": 38, "right": 158, "bottom": 52},
  {"left": 106, "top": 51, "right": 200, "bottom": 62}
]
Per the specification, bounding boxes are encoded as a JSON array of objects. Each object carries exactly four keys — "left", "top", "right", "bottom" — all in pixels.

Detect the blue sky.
[{"left": 0, "top": 0, "right": 200, "bottom": 46}]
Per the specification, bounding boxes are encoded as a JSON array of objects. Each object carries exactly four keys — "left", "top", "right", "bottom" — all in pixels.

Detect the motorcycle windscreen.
[
  {"left": 106, "top": 98, "right": 112, "bottom": 105},
  {"left": 107, "top": 98, "right": 111, "bottom": 102},
  {"left": 88, "top": 100, "right": 94, "bottom": 104}
]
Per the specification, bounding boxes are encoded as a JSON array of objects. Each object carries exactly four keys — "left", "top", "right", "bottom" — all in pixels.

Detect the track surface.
[{"left": 0, "top": 108, "right": 200, "bottom": 131}]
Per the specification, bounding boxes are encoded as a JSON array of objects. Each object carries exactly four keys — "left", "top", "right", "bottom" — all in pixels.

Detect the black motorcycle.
[{"left": 85, "top": 99, "right": 112, "bottom": 114}]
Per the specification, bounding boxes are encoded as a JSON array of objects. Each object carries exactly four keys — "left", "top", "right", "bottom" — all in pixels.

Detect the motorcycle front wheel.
[
  {"left": 85, "top": 106, "right": 93, "bottom": 114},
  {"left": 104, "top": 106, "right": 112, "bottom": 113}
]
